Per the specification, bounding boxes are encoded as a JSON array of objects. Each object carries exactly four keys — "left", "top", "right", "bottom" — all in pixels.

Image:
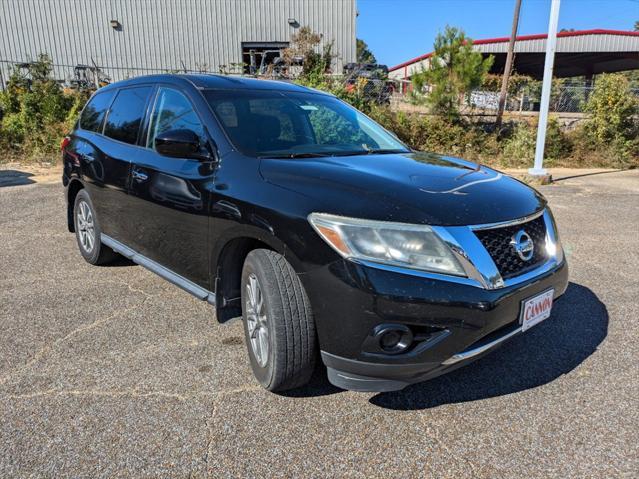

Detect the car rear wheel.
[
  {"left": 241, "top": 249, "right": 317, "bottom": 392},
  {"left": 73, "top": 189, "right": 118, "bottom": 265}
]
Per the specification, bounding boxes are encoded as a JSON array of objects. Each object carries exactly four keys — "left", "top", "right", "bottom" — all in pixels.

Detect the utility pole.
[
  {"left": 495, "top": 0, "right": 522, "bottom": 129},
  {"left": 529, "top": 0, "right": 561, "bottom": 177}
]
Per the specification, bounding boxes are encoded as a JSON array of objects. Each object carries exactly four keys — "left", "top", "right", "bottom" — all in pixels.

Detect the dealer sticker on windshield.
[{"left": 520, "top": 289, "right": 554, "bottom": 332}]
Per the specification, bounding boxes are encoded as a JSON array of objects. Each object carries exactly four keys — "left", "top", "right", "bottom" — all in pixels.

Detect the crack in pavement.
[
  {"left": 101, "top": 278, "right": 157, "bottom": 298},
  {"left": 204, "top": 400, "right": 217, "bottom": 472},
  {"left": 0, "top": 293, "right": 155, "bottom": 388},
  {"left": 4, "top": 388, "right": 192, "bottom": 402},
  {"left": 3, "top": 384, "right": 262, "bottom": 403},
  {"left": 0, "top": 277, "right": 158, "bottom": 298},
  {"left": 202, "top": 384, "right": 264, "bottom": 475}
]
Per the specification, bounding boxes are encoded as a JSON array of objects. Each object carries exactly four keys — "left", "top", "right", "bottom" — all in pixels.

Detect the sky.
[{"left": 357, "top": 0, "right": 639, "bottom": 68}]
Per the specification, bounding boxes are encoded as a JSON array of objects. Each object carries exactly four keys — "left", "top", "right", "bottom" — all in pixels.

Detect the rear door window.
[
  {"left": 103, "top": 86, "right": 152, "bottom": 145},
  {"left": 79, "top": 90, "right": 115, "bottom": 132}
]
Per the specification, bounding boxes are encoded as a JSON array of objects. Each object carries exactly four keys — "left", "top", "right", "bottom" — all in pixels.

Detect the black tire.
[
  {"left": 241, "top": 249, "right": 317, "bottom": 392},
  {"left": 73, "top": 189, "right": 118, "bottom": 265}
]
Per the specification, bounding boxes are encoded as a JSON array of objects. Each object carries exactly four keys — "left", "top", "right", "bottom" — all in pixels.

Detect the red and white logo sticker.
[{"left": 521, "top": 289, "right": 554, "bottom": 332}]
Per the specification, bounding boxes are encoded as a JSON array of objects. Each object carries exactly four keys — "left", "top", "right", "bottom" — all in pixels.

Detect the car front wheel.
[{"left": 241, "top": 249, "right": 317, "bottom": 392}]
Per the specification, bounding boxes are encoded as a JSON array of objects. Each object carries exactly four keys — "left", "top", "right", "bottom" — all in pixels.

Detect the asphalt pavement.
[{"left": 0, "top": 168, "right": 637, "bottom": 477}]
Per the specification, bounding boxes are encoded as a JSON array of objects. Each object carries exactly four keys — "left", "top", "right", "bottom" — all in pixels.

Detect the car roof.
[{"left": 98, "top": 73, "right": 326, "bottom": 94}]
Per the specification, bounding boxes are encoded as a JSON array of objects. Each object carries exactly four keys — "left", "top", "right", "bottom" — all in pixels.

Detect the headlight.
[
  {"left": 308, "top": 213, "right": 465, "bottom": 276},
  {"left": 544, "top": 209, "right": 564, "bottom": 263}
]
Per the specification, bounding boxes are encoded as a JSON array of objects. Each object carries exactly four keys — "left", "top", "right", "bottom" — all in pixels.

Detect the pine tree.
[{"left": 412, "top": 26, "right": 494, "bottom": 122}]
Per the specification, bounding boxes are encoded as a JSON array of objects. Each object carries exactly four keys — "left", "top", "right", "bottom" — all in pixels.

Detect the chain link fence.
[
  {"left": 2, "top": 58, "right": 637, "bottom": 114},
  {"left": 0, "top": 58, "right": 215, "bottom": 91},
  {"left": 388, "top": 79, "right": 639, "bottom": 114},
  {"left": 0, "top": 58, "right": 400, "bottom": 107},
  {"left": 468, "top": 85, "right": 599, "bottom": 113}
]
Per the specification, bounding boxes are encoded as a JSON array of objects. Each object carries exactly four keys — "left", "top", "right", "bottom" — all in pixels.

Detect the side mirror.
[{"left": 154, "top": 129, "right": 212, "bottom": 160}]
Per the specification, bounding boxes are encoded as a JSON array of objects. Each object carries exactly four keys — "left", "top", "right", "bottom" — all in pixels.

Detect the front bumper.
[{"left": 301, "top": 258, "right": 568, "bottom": 392}]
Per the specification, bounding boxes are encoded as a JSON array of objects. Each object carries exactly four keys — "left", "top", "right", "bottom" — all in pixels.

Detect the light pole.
[{"left": 529, "top": 0, "right": 561, "bottom": 177}]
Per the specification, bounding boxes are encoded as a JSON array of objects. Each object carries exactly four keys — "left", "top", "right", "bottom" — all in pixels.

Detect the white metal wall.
[{"left": 0, "top": 0, "right": 357, "bottom": 81}]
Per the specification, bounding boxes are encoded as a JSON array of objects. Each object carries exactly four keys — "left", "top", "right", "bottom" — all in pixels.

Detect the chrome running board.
[{"left": 101, "top": 234, "right": 216, "bottom": 305}]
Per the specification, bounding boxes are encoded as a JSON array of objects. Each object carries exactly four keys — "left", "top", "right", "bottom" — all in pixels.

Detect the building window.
[{"left": 241, "top": 42, "right": 289, "bottom": 75}]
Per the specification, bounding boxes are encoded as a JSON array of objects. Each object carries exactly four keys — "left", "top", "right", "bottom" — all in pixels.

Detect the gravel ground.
[{"left": 0, "top": 169, "right": 637, "bottom": 478}]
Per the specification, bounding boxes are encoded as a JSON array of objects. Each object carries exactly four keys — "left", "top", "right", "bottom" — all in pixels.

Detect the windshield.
[{"left": 203, "top": 89, "right": 409, "bottom": 158}]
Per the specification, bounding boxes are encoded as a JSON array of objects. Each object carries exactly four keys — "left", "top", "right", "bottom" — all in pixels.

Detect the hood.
[{"left": 259, "top": 151, "right": 546, "bottom": 226}]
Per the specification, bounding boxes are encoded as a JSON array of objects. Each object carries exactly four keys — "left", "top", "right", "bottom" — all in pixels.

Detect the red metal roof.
[{"left": 389, "top": 29, "right": 639, "bottom": 72}]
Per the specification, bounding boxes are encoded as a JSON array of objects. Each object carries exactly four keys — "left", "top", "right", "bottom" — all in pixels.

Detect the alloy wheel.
[
  {"left": 245, "top": 273, "right": 269, "bottom": 367},
  {"left": 77, "top": 200, "right": 95, "bottom": 253}
]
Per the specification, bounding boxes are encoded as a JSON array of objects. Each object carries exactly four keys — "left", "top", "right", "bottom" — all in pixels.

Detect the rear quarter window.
[
  {"left": 79, "top": 90, "right": 115, "bottom": 132},
  {"left": 103, "top": 86, "right": 152, "bottom": 145}
]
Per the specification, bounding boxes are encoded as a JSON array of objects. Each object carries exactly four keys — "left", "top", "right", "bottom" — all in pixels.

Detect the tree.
[
  {"left": 584, "top": 73, "right": 638, "bottom": 158},
  {"left": 281, "top": 26, "right": 334, "bottom": 80},
  {"left": 411, "top": 26, "right": 494, "bottom": 122},
  {"left": 634, "top": 20, "right": 639, "bottom": 31},
  {"left": 356, "top": 39, "right": 377, "bottom": 64}
]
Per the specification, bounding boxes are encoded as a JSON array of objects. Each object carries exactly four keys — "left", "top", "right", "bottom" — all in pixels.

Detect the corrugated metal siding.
[
  {"left": 390, "top": 33, "right": 639, "bottom": 79},
  {"left": 0, "top": 0, "right": 356, "bottom": 81},
  {"left": 474, "top": 34, "right": 639, "bottom": 54},
  {"left": 387, "top": 58, "right": 430, "bottom": 80}
]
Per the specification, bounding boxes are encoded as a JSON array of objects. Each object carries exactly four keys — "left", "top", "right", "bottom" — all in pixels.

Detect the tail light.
[{"left": 60, "top": 136, "right": 71, "bottom": 152}]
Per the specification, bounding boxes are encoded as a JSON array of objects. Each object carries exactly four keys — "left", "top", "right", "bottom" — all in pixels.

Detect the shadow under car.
[{"left": 367, "top": 282, "right": 607, "bottom": 410}]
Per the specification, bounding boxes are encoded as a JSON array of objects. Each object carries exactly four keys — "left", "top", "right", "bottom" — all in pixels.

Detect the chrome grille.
[{"left": 474, "top": 215, "right": 548, "bottom": 279}]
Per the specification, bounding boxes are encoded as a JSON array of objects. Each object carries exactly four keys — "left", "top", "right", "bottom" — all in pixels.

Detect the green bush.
[
  {"left": 0, "top": 54, "right": 87, "bottom": 163},
  {"left": 566, "top": 124, "right": 637, "bottom": 168},
  {"left": 501, "top": 122, "right": 536, "bottom": 167},
  {"left": 496, "top": 118, "right": 572, "bottom": 168},
  {"left": 369, "top": 108, "right": 605, "bottom": 170},
  {"left": 368, "top": 106, "right": 499, "bottom": 162},
  {"left": 544, "top": 117, "right": 572, "bottom": 162},
  {"left": 583, "top": 73, "right": 639, "bottom": 165}
]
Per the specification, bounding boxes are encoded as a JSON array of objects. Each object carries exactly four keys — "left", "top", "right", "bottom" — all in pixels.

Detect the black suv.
[{"left": 62, "top": 74, "right": 568, "bottom": 393}]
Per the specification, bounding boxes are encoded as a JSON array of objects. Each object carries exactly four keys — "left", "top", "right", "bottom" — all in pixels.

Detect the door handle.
[{"left": 132, "top": 170, "right": 149, "bottom": 182}]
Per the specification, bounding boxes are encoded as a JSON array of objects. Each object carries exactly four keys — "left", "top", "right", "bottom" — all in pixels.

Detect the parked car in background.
[
  {"left": 62, "top": 74, "right": 568, "bottom": 393},
  {"left": 343, "top": 63, "right": 392, "bottom": 104}
]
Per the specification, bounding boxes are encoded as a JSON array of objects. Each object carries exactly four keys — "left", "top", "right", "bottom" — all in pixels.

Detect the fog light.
[
  {"left": 380, "top": 330, "right": 402, "bottom": 350},
  {"left": 373, "top": 324, "right": 413, "bottom": 354}
]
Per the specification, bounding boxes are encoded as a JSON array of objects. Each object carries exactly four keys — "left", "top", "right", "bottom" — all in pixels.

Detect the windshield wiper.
[
  {"left": 260, "top": 149, "right": 410, "bottom": 159},
  {"left": 363, "top": 148, "right": 410, "bottom": 155},
  {"left": 258, "top": 152, "right": 332, "bottom": 159},
  {"left": 332, "top": 148, "right": 409, "bottom": 157}
]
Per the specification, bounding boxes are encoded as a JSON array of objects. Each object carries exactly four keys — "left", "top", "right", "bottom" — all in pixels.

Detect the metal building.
[
  {"left": 389, "top": 29, "right": 639, "bottom": 81},
  {"left": 0, "top": 0, "right": 357, "bottom": 83}
]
